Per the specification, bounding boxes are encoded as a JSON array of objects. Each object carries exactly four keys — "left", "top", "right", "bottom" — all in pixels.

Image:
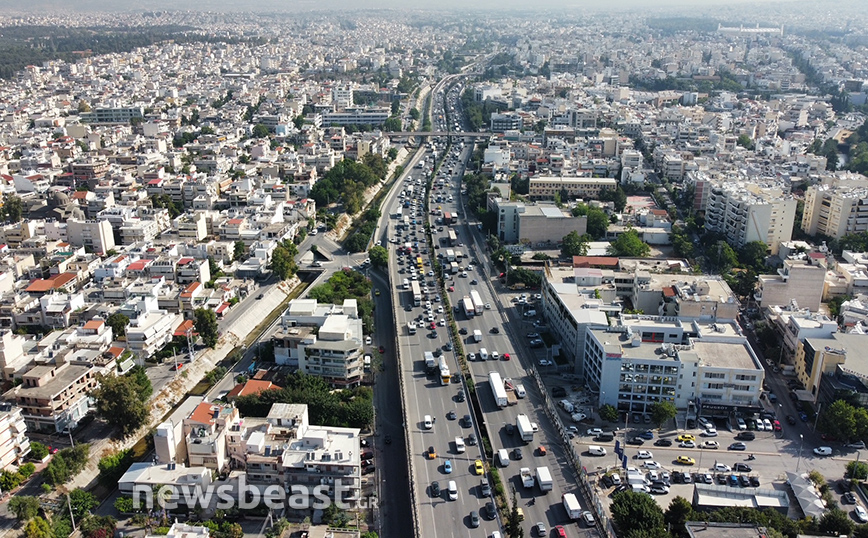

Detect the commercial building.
[
  {"left": 490, "top": 113, "right": 522, "bottom": 133},
  {"left": 183, "top": 401, "right": 239, "bottom": 473},
  {"left": 703, "top": 181, "right": 796, "bottom": 255},
  {"left": 493, "top": 199, "right": 587, "bottom": 244},
  {"left": 80, "top": 106, "right": 145, "bottom": 124},
  {"left": 528, "top": 176, "right": 617, "bottom": 201},
  {"left": 584, "top": 318, "right": 763, "bottom": 417},
  {"left": 756, "top": 258, "right": 825, "bottom": 312}
]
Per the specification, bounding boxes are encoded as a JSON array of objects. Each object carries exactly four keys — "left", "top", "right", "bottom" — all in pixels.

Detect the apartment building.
[
  {"left": 66, "top": 219, "right": 115, "bottom": 254},
  {"left": 124, "top": 296, "right": 182, "bottom": 361},
  {"left": 756, "top": 258, "right": 825, "bottom": 312},
  {"left": 585, "top": 320, "right": 763, "bottom": 417},
  {"left": 272, "top": 299, "right": 364, "bottom": 386},
  {"left": 766, "top": 304, "right": 837, "bottom": 362},
  {"left": 703, "top": 181, "right": 796, "bottom": 255},
  {"left": 490, "top": 113, "right": 522, "bottom": 133},
  {"left": 794, "top": 333, "right": 861, "bottom": 401},
  {"left": 3, "top": 362, "right": 98, "bottom": 433},
  {"left": 802, "top": 182, "right": 868, "bottom": 238},
  {"left": 183, "top": 401, "right": 239, "bottom": 473},
  {"left": 80, "top": 106, "right": 145, "bottom": 124},
  {"left": 493, "top": 199, "right": 587, "bottom": 244},
  {"left": 528, "top": 177, "right": 618, "bottom": 201},
  {"left": 0, "top": 404, "right": 29, "bottom": 471}
]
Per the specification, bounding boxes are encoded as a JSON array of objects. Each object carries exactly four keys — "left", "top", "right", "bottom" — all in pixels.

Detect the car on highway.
[
  {"left": 654, "top": 438, "right": 673, "bottom": 447},
  {"left": 486, "top": 501, "right": 497, "bottom": 519},
  {"left": 676, "top": 455, "right": 695, "bottom": 465},
  {"left": 733, "top": 463, "right": 752, "bottom": 472},
  {"left": 534, "top": 522, "right": 547, "bottom": 536},
  {"left": 427, "top": 446, "right": 436, "bottom": 459},
  {"left": 636, "top": 450, "right": 653, "bottom": 459},
  {"left": 430, "top": 481, "right": 440, "bottom": 497},
  {"left": 814, "top": 446, "right": 833, "bottom": 456},
  {"left": 467, "top": 352, "right": 476, "bottom": 361},
  {"left": 480, "top": 478, "right": 491, "bottom": 497},
  {"left": 512, "top": 448, "right": 523, "bottom": 460},
  {"left": 642, "top": 460, "right": 662, "bottom": 470},
  {"left": 474, "top": 460, "right": 485, "bottom": 475},
  {"left": 728, "top": 442, "right": 747, "bottom": 451},
  {"left": 856, "top": 505, "right": 868, "bottom": 523},
  {"left": 443, "top": 460, "right": 452, "bottom": 474},
  {"left": 701, "top": 441, "right": 720, "bottom": 449},
  {"left": 490, "top": 327, "right": 500, "bottom": 334},
  {"left": 582, "top": 511, "right": 596, "bottom": 526},
  {"left": 627, "top": 437, "right": 645, "bottom": 445},
  {"left": 676, "top": 434, "right": 695, "bottom": 442},
  {"left": 679, "top": 440, "right": 696, "bottom": 448},
  {"left": 703, "top": 428, "right": 718, "bottom": 437},
  {"left": 713, "top": 463, "right": 731, "bottom": 472},
  {"left": 446, "top": 410, "right": 456, "bottom": 420},
  {"left": 552, "top": 527, "right": 567, "bottom": 538},
  {"left": 469, "top": 510, "right": 480, "bottom": 528},
  {"left": 527, "top": 332, "right": 539, "bottom": 338}
]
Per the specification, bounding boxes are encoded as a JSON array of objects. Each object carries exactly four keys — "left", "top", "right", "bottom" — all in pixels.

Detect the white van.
[
  {"left": 588, "top": 445, "right": 607, "bottom": 456},
  {"left": 497, "top": 449, "right": 510, "bottom": 467},
  {"left": 480, "top": 348, "right": 489, "bottom": 360},
  {"left": 454, "top": 436, "right": 466, "bottom": 454},
  {"left": 559, "top": 400, "right": 575, "bottom": 413},
  {"left": 524, "top": 309, "right": 537, "bottom": 318},
  {"left": 448, "top": 480, "right": 458, "bottom": 500},
  {"left": 515, "top": 384, "right": 526, "bottom": 398},
  {"left": 423, "top": 415, "right": 433, "bottom": 429}
]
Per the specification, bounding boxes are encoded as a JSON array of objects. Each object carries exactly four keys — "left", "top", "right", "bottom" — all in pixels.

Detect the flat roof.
[
  {"left": 18, "top": 364, "right": 94, "bottom": 398},
  {"left": 692, "top": 341, "right": 758, "bottom": 370}
]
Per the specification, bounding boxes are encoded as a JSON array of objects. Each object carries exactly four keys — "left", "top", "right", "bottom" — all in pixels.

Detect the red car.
[
  {"left": 553, "top": 526, "right": 567, "bottom": 538},
  {"left": 429, "top": 322, "right": 436, "bottom": 330},
  {"left": 773, "top": 420, "right": 782, "bottom": 432},
  {"left": 503, "top": 353, "right": 510, "bottom": 361},
  {"left": 378, "top": 346, "right": 385, "bottom": 354},
  {"left": 448, "top": 286, "right": 454, "bottom": 292},
  {"left": 48, "top": 446, "right": 59, "bottom": 455}
]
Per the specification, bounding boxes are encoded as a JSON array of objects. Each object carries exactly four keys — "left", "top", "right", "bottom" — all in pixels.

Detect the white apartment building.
[
  {"left": 0, "top": 404, "right": 30, "bottom": 471},
  {"left": 493, "top": 199, "right": 587, "bottom": 244},
  {"left": 703, "top": 181, "right": 796, "bottom": 255},
  {"left": 802, "top": 183, "right": 868, "bottom": 238},
  {"left": 124, "top": 296, "right": 182, "bottom": 361},
  {"left": 528, "top": 176, "right": 618, "bottom": 201},
  {"left": 756, "top": 258, "right": 825, "bottom": 312},
  {"left": 585, "top": 320, "right": 764, "bottom": 417},
  {"left": 766, "top": 304, "right": 837, "bottom": 361},
  {"left": 66, "top": 218, "right": 115, "bottom": 254}
]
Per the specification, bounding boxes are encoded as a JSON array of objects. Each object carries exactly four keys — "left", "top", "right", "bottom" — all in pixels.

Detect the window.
[
  {"left": 705, "top": 383, "right": 723, "bottom": 390},
  {"left": 735, "top": 374, "right": 756, "bottom": 382},
  {"left": 704, "top": 372, "right": 725, "bottom": 379}
]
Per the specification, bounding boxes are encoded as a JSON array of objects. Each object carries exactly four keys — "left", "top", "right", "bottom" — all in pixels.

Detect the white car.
[
  {"left": 813, "top": 446, "right": 833, "bottom": 456},
  {"left": 763, "top": 418, "right": 773, "bottom": 431},
  {"left": 679, "top": 441, "right": 696, "bottom": 448},
  {"left": 701, "top": 441, "right": 720, "bottom": 449},
  {"left": 491, "top": 351, "right": 500, "bottom": 360},
  {"left": 365, "top": 336, "right": 372, "bottom": 345},
  {"left": 712, "top": 463, "right": 731, "bottom": 472},
  {"left": 642, "top": 460, "right": 662, "bottom": 470},
  {"left": 736, "top": 418, "right": 746, "bottom": 430},
  {"left": 636, "top": 450, "right": 653, "bottom": 459},
  {"left": 439, "top": 318, "right": 446, "bottom": 327},
  {"left": 587, "top": 428, "right": 604, "bottom": 437},
  {"left": 539, "top": 359, "right": 552, "bottom": 366},
  {"left": 856, "top": 505, "right": 868, "bottom": 523},
  {"left": 582, "top": 511, "right": 596, "bottom": 526},
  {"left": 703, "top": 428, "right": 718, "bottom": 437},
  {"left": 571, "top": 413, "right": 587, "bottom": 422},
  {"left": 467, "top": 353, "right": 476, "bottom": 361}
]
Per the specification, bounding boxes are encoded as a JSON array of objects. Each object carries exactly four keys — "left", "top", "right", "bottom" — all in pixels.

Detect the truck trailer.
[
  {"left": 516, "top": 414, "right": 534, "bottom": 443},
  {"left": 489, "top": 371, "right": 508, "bottom": 407},
  {"left": 562, "top": 493, "right": 581, "bottom": 519},
  {"left": 536, "top": 466, "right": 553, "bottom": 492}
]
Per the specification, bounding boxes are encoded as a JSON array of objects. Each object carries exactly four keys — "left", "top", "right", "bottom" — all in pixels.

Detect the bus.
[
  {"left": 438, "top": 357, "right": 450, "bottom": 386},
  {"left": 410, "top": 281, "right": 422, "bottom": 307}
]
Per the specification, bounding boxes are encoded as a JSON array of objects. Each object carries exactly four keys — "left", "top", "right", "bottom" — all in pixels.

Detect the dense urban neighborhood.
[{"left": 2, "top": 2, "right": 868, "bottom": 538}]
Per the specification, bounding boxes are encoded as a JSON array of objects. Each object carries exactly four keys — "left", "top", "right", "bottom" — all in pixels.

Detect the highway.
[{"left": 371, "top": 76, "right": 598, "bottom": 537}]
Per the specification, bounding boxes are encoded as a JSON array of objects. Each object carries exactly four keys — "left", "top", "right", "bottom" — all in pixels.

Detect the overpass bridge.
[{"left": 387, "top": 131, "right": 491, "bottom": 137}]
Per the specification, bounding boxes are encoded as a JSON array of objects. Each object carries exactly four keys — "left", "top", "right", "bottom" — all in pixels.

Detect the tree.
[
  {"left": 738, "top": 241, "right": 768, "bottom": 270},
  {"left": 4, "top": 196, "right": 23, "bottom": 223},
  {"left": 29, "top": 441, "right": 48, "bottom": 460},
  {"left": 271, "top": 245, "right": 298, "bottom": 280},
  {"left": 383, "top": 116, "right": 402, "bottom": 132},
  {"left": 67, "top": 489, "right": 98, "bottom": 521},
  {"left": 819, "top": 508, "right": 854, "bottom": 536},
  {"left": 24, "top": 516, "right": 52, "bottom": 538},
  {"left": 8, "top": 496, "right": 39, "bottom": 521},
  {"left": 561, "top": 230, "right": 589, "bottom": 257},
  {"left": 819, "top": 399, "right": 861, "bottom": 443},
  {"left": 737, "top": 134, "right": 754, "bottom": 150},
  {"left": 611, "top": 490, "right": 665, "bottom": 536},
  {"left": 608, "top": 229, "right": 651, "bottom": 257},
  {"left": 599, "top": 186, "right": 628, "bottom": 213},
  {"left": 664, "top": 496, "right": 694, "bottom": 537},
  {"left": 711, "top": 240, "right": 738, "bottom": 272},
  {"left": 251, "top": 124, "right": 269, "bottom": 138},
  {"left": 128, "top": 365, "right": 153, "bottom": 401},
  {"left": 369, "top": 245, "right": 388, "bottom": 268},
  {"left": 572, "top": 203, "right": 609, "bottom": 239},
  {"left": 599, "top": 404, "right": 619, "bottom": 423},
  {"left": 233, "top": 240, "right": 245, "bottom": 262},
  {"left": 650, "top": 401, "right": 677, "bottom": 429},
  {"left": 91, "top": 374, "right": 150, "bottom": 437},
  {"left": 105, "top": 312, "right": 130, "bottom": 338},
  {"left": 409, "top": 108, "right": 420, "bottom": 121},
  {"left": 504, "top": 496, "right": 524, "bottom": 538},
  {"left": 194, "top": 308, "right": 219, "bottom": 348},
  {"left": 847, "top": 460, "right": 868, "bottom": 480}
]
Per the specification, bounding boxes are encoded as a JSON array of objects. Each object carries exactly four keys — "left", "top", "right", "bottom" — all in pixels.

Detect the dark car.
[
  {"left": 486, "top": 501, "right": 497, "bottom": 519},
  {"left": 456, "top": 389, "right": 466, "bottom": 402},
  {"left": 256, "top": 293, "right": 264, "bottom": 300},
  {"left": 463, "top": 414, "right": 473, "bottom": 427},
  {"left": 446, "top": 410, "right": 457, "bottom": 420},
  {"left": 490, "top": 327, "right": 500, "bottom": 334},
  {"left": 750, "top": 476, "right": 760, "bottom": 487},
  {"left": 654, "top": 439, "right": 673, "bottom": 447},
  {"left": 361, "top": 451, "right": 373, "bottom": 460},
  {"left": 443, "top": 342, "right": 453, "bottom": 351},
  {"left": 787, "top": 415, "right": 797, "bottom": 425},
  {"left": 601, "top": 474, "right": 613, "bottom": 488},
  {"left": 505, "top": 423, "right": 515, "bottom": 435},
  {"left": 627, "top": 437, "right": 645, "bottom": 445},
  {"left": 378, "top": 346, "right": 386, "bottom": 354},
  {"left": 459, "top": 327, "right": 468, "bottom": 335},
  {"left": 468, "top": 433, "right": 477, "bottom": 445},
  {"left": 638, "top": 430, "right": 655, "bottom": 440},
  {"left": 469, "top": 511, "right": 480, "bottom": 528},
  {"left": 844, "top": 492, "right": 857, "bottom": 504},
  {"left": 739, "top": 475, "right": 751, "bottom": 487},
  {"left": 736, "top": 431, "right": 755, "bottom": 441},
  {"left": 512, "top": 448, "right": 523, "bottom": 460},
  {"left": 384, "top": 434, "right": 392, "bottom": 444},
  {"left": 716, "top": 474, "right": 727, "bottom": 485},
  {"left": 430, "top": 481, "right": 440, "bottom": 497},
  {"left": 734, "top": 463, "right": 752, "bottom": 472},
  {"left": 480, "top": 478, "right": 491, "bottom": 497},
  {"left": 552, "top": 386, "right": 567, "bottom": 397}
]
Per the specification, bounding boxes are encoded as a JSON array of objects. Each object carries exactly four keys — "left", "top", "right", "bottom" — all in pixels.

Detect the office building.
[{"left": 528, "top": 177, "right": 617, "bottom": 201}]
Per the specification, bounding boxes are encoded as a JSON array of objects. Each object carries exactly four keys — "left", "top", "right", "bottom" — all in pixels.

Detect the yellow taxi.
[
  {"left": 676, "top": 434, "right": 695, "bottom": 442},
  {"left": 474, "top": 459, "right": 485, "bottom": 475},
  {"left": 676, "top": 455, "right": 695, "bottom": 465}
]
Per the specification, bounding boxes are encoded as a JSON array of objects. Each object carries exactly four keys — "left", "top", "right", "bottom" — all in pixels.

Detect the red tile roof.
[
  {"left": 173, "top": 319, "right": 196, "bottom": 337},
  {"left": 83, "top": 320, "right": 104, "bottom": 331},
  {"left": 189, "top": 401, "right": 220, "bottom": 425},
  {"left": 226, "top": 380, "right": 281, "bottom": 400},
  {"left": 572, "top": 256, "right": 619, "bottom": 268}
]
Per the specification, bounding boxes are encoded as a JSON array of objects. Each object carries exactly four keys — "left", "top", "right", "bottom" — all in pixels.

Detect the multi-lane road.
[{"left": 367, "top": 78, "right": 597, "bottom": 536}]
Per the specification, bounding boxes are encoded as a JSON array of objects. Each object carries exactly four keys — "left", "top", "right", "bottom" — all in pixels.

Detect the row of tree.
[{"left": 309, "top": 155, "right": 386, "bottom": 215}]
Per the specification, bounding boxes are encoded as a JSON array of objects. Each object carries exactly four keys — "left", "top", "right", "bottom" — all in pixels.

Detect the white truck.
[
  {"left": 562, "top": 493, "right": 581, "bottom": 519},
  {"left": 462, "top": 297, "right": 476, "bottom": 318},
  {"left": 473, "top": 329, "right": 482, "bottom": 342},
  {"left": 516, "top": 414, "right": 534, "bottom": 443},
  {"left": 520, "top": 467, "right": 534, "bottom": 488},
  {"left": 424, "top": 351, "right": 436, "bottom": 374},
  {"left": 536, "top": 466, "right": 553, "bottom": 492},
  {"left": 489, "top": 371, "right": 508, "bottom": 408}
]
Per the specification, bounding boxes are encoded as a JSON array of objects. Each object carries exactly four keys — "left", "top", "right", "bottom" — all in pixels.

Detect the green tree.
[
  {"left": 561, "top": 230, "right": 590, "bottom": 257},
  {"left": 664, "top": 496, "right": 694, "bottom": 537},
  {"left": 383, "top": 116, "right": 402, "bottom": 132},
  {"left": 737, "top": 134, "right": 754, "bottom": 150},
  {"left": 4, "top": 195, "right": 23, "bottom": 223},
  {"left": 271, "top": 245, "right": 298, "bottom": 280},
  {"left": 98, "top": 449, "right": 133, "bottom": 487},
  {"left": 24, "top": 516, "right": 52, "bottom": 538},
  {"left": 8, "top": 496, "right": 39, "bottom": 521},
  {"left": 105, "top": 312, "right": 130, "bottom": 338},
  {"left": 711, "top": 240, "right": 738, "bottom": 272},
  {"left": 67, "top": 489, "right": 98, "bottom": 521},
  {"left": 572, "top": 203, "right": 609, "bottom": 239},
  {"left": 252, "top": 124, "right": 269, "bottom": 138},
  {"left": 91, "top": 374, "right": 150, "bottom": 437},
  {"left": 194, "top": 308, "right": 219, "bottom": 348},
  {"left": 599, "top": 186, "right": 628, "bottom": 212},
  {"left": 128, "top": 365, "right": 153, "bottom": 401},
  {"left": 369, "top": 245, "right": 388, "bottom": 268},
  {"left": 611, "top": 490, "right": 665, "bottom": 536},
  {"left": 599, "top": 404, "right": 619, "bottom": 423},
  {"left": 293, "top": 116, "right": 305, "bottom": 130},
  {"left": 387, "top": 147, "right": 398, "bottom": 160},
  {"left": 819, "top": 399, "right": 860, "bottom": 443},
  {"left": 650, "top": 401, "right": 677, "bottom": 429},
  {"left": 233, "top": 240, "right": 246, "bottom": 262},
  {"left": 29, "top": 441, "right": 48, "bottom": 460},
  {"left": 504, "top": 496, "right": 524, "bottom": 538},
  {"left": 608, "top": 229, "right": 651, "bottom": 257},
  {"left": 819, "top": 508, "right": 854, "bottom": 536},
  {"left": 847, "top": 460, "right": 868, "bottom": 480},
  {"left": 738, "top": 241, "right": 768, "bottom": 270}
]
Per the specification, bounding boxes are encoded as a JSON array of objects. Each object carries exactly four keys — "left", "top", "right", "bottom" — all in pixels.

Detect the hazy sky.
[{"left": 0, "top": 0, "right": 822, "bottom": 14}]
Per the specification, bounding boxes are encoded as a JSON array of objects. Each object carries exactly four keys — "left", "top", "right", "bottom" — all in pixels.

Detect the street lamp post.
[
  {"left": 813, "top": 402, "right": 823, "bottom": 432},
  {"left": 796, "top": 434, "right": 805, "bottom": 473}
]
